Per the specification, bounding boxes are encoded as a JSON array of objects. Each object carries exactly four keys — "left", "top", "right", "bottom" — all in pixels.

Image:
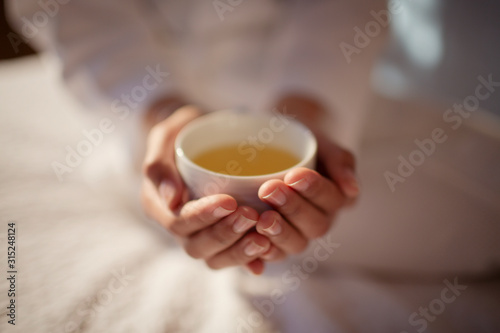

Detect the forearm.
[
  {"left": 142, "top": 95, "right": 191, "bottom": 133},
  {"left": 273, "top": 93, "right": 328, "bottom": 132}
]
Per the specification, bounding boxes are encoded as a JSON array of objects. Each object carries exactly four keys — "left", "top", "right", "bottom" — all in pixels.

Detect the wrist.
[
  {"left": 273, "top": 93, "right": 328, "bottom": 132},
  {"left": 143, "top": 95, "right": 189, "bottom": 131}
]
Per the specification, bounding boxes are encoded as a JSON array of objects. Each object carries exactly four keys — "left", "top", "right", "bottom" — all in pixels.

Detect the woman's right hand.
[{"left": 140, "top": 105, "right": 282, "bottom": 274}]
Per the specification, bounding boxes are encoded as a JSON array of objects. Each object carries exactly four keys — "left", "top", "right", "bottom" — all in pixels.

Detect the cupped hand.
[
  {"left": 255, "top": 131, "right": 359, "bottom": 259},
  {"left": 140, "top": 105, "right": 276, "bottom": 274}
]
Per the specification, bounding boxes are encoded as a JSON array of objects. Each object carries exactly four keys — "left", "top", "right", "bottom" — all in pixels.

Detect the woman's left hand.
[{"left": 254, "top": 96, "right": 360, "bottom": 261}]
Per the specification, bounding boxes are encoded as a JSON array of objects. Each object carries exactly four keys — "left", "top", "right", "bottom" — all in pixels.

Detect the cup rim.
[{"left": 174, "top": 110, "right": 318, "bottom": 180}]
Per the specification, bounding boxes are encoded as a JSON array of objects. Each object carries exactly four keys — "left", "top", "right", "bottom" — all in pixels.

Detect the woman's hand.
[
  {"left": 256, "top": 135, "right": 359, "bottom": 259},
  {"left": 140, "top": 105, "right": 277, "bottom": 274},
  {"left": 255, "top": 94, "right": 360, "bottom": 260},
  {"left": 140, "top": 95, "right": 359, "bottom": 273}
]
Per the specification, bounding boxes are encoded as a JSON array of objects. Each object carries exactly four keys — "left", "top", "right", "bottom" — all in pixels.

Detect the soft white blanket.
[{"left": 1, "top": 56, "right": 500, "bottom": 333}]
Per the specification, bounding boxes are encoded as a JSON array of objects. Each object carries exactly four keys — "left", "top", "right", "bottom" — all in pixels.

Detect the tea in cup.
[{"left": 175, "top": 110, "right": 317, "bottom": 211}]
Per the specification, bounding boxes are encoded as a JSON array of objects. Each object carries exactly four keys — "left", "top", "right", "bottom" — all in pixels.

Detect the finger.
[
  {"left": 316, "top": 135, "right": 359, "bottom": 199},
  {"left": 283, "top": 167, "right": 346, "bottom": 215},
  {"left": 143, "top": 105, "right": 202, "bottom": 171},
  {"left": 259, "top": 245, "right": 287, "bottom": 262},
  {"left": 169, "top": 194, "right": 237, "bottom": 236},
  {"left": 245, "top": 259, "right": 265, "bottom": 275},
  {"left": 258, "top": 180, "right": 332, "bottom": 239},
  {"left": 183, "top": 206, "right": 258, "bottom": 259},
  {"left": 331, "top": 163, "right": 360, "bottom": 200},
  {"left": 256, "top": 210, "right": 308, "bottom": 254},
  {"left": 205, "top": 232, "right": 271, "bottom": 270},
  {"left": 143, "top": 106, "right": 202, "bottom": 209},
  {"left": 158, "top": 176, "right": 189, "bottom": 211},
  {"left": 141, "top": 177, "right": 169, "bottom": 225}
]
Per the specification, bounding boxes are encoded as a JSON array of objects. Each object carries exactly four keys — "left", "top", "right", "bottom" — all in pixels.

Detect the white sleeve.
[
  {"left": 7, "top": 0, "right": 175, "bottom": 113},
  {"left": 268, "top": 0, "right": 388, "bottom": 151}
]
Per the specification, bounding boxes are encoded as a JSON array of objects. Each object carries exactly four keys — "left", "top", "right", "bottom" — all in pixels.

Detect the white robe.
[{"left": 8, "top": 0, "right": 387, "bottom": 152}]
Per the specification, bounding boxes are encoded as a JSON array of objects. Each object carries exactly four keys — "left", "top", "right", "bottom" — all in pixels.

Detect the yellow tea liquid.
[{"left": 192, "top": 144, "right": 300, "bottom": 176}]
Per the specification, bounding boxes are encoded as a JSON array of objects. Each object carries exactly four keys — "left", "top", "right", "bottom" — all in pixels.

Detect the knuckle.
[
  {"left": 209, "top": 224, "right": 232, "bottom": 246},
  {"left": 276, "top": 232, "right": 290, "bottom": 245},
  {"left": 282, "top": 201, "right": 302, "bottom": 219},
  {"left": 229, "top": 245, "right": 245, "bottom": 264},
  {"left": 181, "top": 202, "right": 208, "bottom": 228},
  {"left": 272, "top": 222, "right": 291, "bottom": 244},
  {"left": 142, "top": 160, "right": 165, "bottom": 182},
  {"left": 191, "top": 210, "right": 213, "bottom": 230},
  {"left": 305, "top": 174, "right": 322, "bottom": 197}
]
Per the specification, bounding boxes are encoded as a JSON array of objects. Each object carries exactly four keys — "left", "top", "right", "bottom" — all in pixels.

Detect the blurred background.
[
  {"left": 2, "top": 0, "right": 499, "bottom": 114},
  {"left": 0, "top": 0, "right": 34, "bottom": 59},
  {"left": 373, "top": 0, "right": 500, "bottom": 116}
]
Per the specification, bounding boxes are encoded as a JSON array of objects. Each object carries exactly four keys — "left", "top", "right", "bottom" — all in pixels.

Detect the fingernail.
[
  {"left": 289, "top": 178, "right": 309, "bottom": 192},
  {"left": 244, "top": 242, "right": 266, "bottom": 256},
  {"left": 233, "top": 215, "right": 256, "bottom": 234},
  {"left": 343, "top": 169, "right": 360, "bottom": 198},
  {"left": 159, "top": 180, "right": 175, "bottom": 199},
  {"left": 213, "top": 206, "right": 234, "bottom": 219},
  {"left": 263, "top": 187, "right": 286, "bottom": 206},
  {"left": 262, "top": 219, "right": 282, "bottom": 236}
]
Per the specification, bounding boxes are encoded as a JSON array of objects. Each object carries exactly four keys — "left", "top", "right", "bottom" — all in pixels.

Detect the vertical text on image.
[{"left": 6, "top": 220, "right": 18, "bottom": 325}]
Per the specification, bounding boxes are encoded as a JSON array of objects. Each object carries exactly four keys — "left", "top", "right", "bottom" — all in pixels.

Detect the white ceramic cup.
[{"left": 175, "top": 110, "right": 317, "bottom": 211}]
